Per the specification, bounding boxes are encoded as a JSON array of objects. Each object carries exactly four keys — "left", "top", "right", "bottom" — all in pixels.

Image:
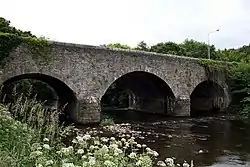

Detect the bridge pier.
[
  {"left": 174, "top": 96, "right": 190, "bottom": 116},
  {"left": 71, "top": 97, "right": 100, "bottom": 124}
]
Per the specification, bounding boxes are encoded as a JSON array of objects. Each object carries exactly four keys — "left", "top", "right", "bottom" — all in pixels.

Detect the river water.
[{"left": 76, "top": 112, "right": 250, "bottom": 167}]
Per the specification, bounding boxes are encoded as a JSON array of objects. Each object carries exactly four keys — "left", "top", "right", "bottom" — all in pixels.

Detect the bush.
[
  {"left": 100, "top": 117, "right": 115, "bottom": 126},
  {"left": 228, "top": 63, "right": 250, "bottom": 118}
]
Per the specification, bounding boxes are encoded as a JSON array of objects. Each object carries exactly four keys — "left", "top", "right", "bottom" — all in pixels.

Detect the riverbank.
[{"left": 0, "top": 99, "right": 193, "bottom": 167}]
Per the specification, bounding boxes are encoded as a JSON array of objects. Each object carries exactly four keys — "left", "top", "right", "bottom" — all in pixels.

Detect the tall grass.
[{"left": 0, "top": 92, "right": 72, "bottom": 166}]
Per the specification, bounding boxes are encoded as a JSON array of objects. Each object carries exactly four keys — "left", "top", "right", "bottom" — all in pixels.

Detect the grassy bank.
[{"left": 0, "top": 96, "right": 192, "bottom": 167}]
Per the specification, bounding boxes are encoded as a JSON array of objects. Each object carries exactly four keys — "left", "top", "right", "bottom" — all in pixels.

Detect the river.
[{"left": 75, "top": 112, "right": 250, "bottom": 167}]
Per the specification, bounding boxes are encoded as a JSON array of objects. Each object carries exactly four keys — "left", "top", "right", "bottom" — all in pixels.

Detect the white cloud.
[{"left": 0, "top": 0, "right": 250, "bottom": 49}]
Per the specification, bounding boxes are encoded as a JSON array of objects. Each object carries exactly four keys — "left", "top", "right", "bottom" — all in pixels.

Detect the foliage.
[
  {"left": 0, "top": 17, "right": 51, "bottom": 66},
  {"left": 0, "top": 17, "right": 35, "bottom": 37},
  {"left": 150, "top": 42, "right": 186, "bottom": 56},
  {"left": 100, "top": 116, "right": 115, "bottom": 126},
  {"left": 105, "top": 39, "right": 217, "bottom": 59},
  {"left": 105, "top": 43, "right": 131, "bottom": 50},
  {"left": 134, "top": 41, "right": 150, "bottom": 51},
  {"left": 0, "top": 98, "right": 192, "bottom": 167},
  {"left": 198, "top": 59, "right": 229, "bottom": 73},
  {"left": 227, "top": 63, "right": 250, "bottom": 118},
  {"left": 0, "top": 96, "right": 72, "bottom": 166},
  {"left": 180, "top": 39, "right": 216, "bottom": 59},
  {"left": 199, "top": 59, "right": 250, "bottom": 118},
  {"left": 216, "top": 49, "right": 250, "bottom": 63}
]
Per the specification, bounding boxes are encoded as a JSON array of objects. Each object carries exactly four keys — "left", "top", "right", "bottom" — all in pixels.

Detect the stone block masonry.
[{"left": 0, "top": 41, "right": 231, "bottom": 124}]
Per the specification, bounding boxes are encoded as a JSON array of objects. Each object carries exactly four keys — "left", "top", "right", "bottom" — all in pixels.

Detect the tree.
[
  {"left": 216, "top": 49, "right": 249, "bottom": 63},
  {"left": 0, "top": 17, "right": 34, "bottom": 37},
  {"left": 105, "top": 43, "right": 131, "bottom": 49},
  {"left": 180, "top": 39, "right": 216, "bottom": 59},
  {"left": 150, "top": 42, "right": 186, "bottom": 56},
  {"left": 134, "top": 41, "right": 149, "bottom": 51},
  {"left": 238, "top": 43, "right": 250, "bottom": 55}
]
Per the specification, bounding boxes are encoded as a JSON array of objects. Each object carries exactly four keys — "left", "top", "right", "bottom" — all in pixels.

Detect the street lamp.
[{"left": 207, "top": 29, "right": 219, "bottom": 59}]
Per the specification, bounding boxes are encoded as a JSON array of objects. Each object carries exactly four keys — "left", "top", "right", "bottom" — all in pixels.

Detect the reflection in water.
[{"left": 78, "top": 111, "right": 250, "bottom": 167}]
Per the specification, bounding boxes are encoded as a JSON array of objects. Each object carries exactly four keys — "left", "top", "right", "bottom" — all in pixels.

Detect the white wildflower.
[
  {"left": 83, "top": 134, "right": 91, "bottom": 140},
  {"left": 136, "top": 144, "right": 142, "bottom": 148},
  {"left": 68, "top": 146, "right": 74, "bottom": 151},
  {"left": 157, "top": 161, "right": 166, "bottom": 167},
  {"left": 82, "top": 155, "right": 87, "bottom": 159},
  {"left": 128, "top": 152, "right": 137, "bottom": 159},
  {"left": 136, "top": 160, "right": 142, "bottom": 166},
  {"left": 76, "top": 136, "right": 84, "bottom": 142},
  {"left": 101, "top": 137, "right": 109, "bottom": 143},
  {"left": 77, "top": 149, "right": 84, "bottom": 154},
  {"left": 89, "top": 145, "right": 95, "bottom": 151},
  {"left": 62, "top": 162, "right": 75, "bottom": 167},
  {"left": 101, "top": 145, "right": 109, "bottom": 152},
  {"left": 60, "top": 147, "right": 72, "bottom": 155},
  {"left": 43, "top": 144, "right": 50, "bottom": 150},
  {"left": 114, "top": 148, "right": 123, "bottom": 156},
  {"left": 153, "top": 150, "right": 159, "bottom": 157},
  {"left": 183, "top": 161, "right": 190, "bottom": 167},
  {"left": 125, "top": 142, "right": 130, "bottom": 147},
  {"left": 109, "top": 143, "right": 118, "bottom": 149},
  {"left": 72, "top": 139, "right": 78, "bottom": 144},
  {"left": 165, "top": 158, "right": 174, "bottom": 166},
  {"left": 104, "top": 160, "right": 115, "bottom": 167},
  {"left": 30, "top": 150, "right": 43, "bottom": 158},
  {"left": 121, "top": 138, "right": 126, "bottom": 142},
  {"left": 146, "top": 147, "right": 151, "bottom": 152},
  {"left": 88, "top": 156, "right": 96, "bottom": 165},
  {"left": 43, "top": 138, "right": 49, "bottom": 142}
]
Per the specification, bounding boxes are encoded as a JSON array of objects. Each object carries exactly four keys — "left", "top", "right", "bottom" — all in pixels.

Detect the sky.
[{"left": 1, "top": 0, "right": 250, "bottom": 49}]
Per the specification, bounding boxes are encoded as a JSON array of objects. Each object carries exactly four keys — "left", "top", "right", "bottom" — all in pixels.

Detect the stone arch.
[
  {"left": 190, "top": 80, "right": 229, "bottom": 116},
  {"left": 0, "top": 73, "right": 78, "bottom": 122},
  {"left": 100, "top": 71, "right": 176, "bottom": 115}
]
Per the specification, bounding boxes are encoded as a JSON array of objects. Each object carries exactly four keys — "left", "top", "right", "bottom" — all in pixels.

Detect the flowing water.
[{"left": 75, "top": 112, "right": 250, "bottom": 167}]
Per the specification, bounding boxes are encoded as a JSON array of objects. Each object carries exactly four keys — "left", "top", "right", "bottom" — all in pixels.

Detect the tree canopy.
[
  {"left": 0, "top": 17, "right": 35, "bottom": 37},
  {"left": 105, "top": 39, "right": 250, "bottom": 63}
]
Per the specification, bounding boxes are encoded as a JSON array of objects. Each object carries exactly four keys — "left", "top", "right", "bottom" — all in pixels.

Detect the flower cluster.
[{"left": 30, "top": 134, "right": 159, "bottom": 167}]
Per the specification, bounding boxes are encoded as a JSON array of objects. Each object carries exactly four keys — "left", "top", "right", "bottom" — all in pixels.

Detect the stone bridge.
[{"left": 0, "top": 41, "right": 231, "bottom": 124}]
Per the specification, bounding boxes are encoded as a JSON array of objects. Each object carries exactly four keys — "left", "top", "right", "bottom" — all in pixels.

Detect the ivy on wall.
[
  {"left": 198, "top": 58, "right": 250, "bottom": 118},
  {"left": 0, "top": 32, "right": 51, "bottom": 66},
  {"left": 0, "top": 17, "right": 51, "bottom": 66}
]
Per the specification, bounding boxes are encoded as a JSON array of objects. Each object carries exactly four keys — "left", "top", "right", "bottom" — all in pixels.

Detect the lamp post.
[{"left": 207, "top": 29, "right": 219, "bottom": 59}]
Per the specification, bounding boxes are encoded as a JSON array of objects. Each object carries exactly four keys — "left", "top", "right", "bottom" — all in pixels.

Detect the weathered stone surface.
[{"left": 0, "top": 41, "right": 231, "bottom": 124}]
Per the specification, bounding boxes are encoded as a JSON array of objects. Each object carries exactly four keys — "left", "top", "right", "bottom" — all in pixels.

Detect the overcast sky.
[{"left": 1, "top": 0, "right": 250, "bottom": 49}]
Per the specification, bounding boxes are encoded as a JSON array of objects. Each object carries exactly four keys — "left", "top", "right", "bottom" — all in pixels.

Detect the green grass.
[{"left": 100, "top": 117, "right": 115, "bottom": 126}]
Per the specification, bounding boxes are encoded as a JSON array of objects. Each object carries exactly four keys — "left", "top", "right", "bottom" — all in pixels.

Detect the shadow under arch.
[
  {"left": 0, "top": 73, "right": 78, "bottom": 123},
  {"left": 100, "top": 71, "right": 175, "bottom": 122},
  {"left": 190, "top": 80, "right": 226, "bottom": 117}
]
